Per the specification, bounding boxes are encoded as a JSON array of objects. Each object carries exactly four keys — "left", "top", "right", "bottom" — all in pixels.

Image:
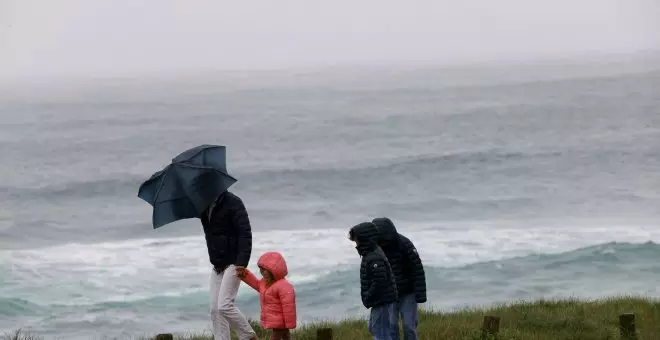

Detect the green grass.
[
  {"left": 2, "top": 330, "right": 40, "bottom": 340},
  {"left": 7, "top": 297, "right": 660, "bottom": 340}
]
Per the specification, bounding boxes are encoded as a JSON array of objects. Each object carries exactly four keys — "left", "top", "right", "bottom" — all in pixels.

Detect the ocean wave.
[
  {"left": 0, "top": 147, "right": 565, "bottom": 202},
  {"left": 3, "top": 141, "right": 656, "bottom": 210},
  {"left": 5, "top": 241, "right": 660, "bottom": 339},
  {"left": 5, "top": 241, "right": 659, "bottom": 313},
  {"left": 463, "top": 241, "right": 660, "bottom": 271},
  {"left": 241, "top": 148, "right": 565, "bottom": 180},
  {"left": 1, "top": 176, "right": 143, "bottom": 201},
  {"left": 0, "top": 298, "right": 42, "bottom": 317}
]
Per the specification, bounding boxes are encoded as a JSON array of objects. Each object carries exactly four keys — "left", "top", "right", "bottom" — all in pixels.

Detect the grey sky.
[{"left": 2, "top": 0, "right": 659, "bottom": 80}]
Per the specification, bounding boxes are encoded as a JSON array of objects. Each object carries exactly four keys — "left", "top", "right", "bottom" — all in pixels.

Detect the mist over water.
[{"left": 4, "top": 0, "right": 660, "bottom": 79}]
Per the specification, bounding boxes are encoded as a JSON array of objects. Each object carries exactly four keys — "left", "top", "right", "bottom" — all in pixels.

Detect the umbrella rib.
[
  {"left": 212, "top": 168, "right": 237, "bottom": 181},
  {"left": 173, "top": 163, "right": 213, "bottom": 170},
  {"left": 172, "top": 163, "right": 238, "bottom": 180},
  {"left": 152, "top": 168, "right": 170, "bottom": 205},
  {"left": 173, "top": 145, "right": 220, "bottom": 163}
]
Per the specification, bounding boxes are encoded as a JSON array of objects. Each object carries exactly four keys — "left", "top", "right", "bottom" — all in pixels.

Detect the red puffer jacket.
[{"left": 242, "top": 251, "right": 297, "bottom": 329}]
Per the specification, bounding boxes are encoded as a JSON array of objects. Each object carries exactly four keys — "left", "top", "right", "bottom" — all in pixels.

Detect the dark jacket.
[
  {"left": 372, "top": 217, "right": 427, "bottom": 303},
  {"left": 200, "top": 191, "right": 252, "bottom": 269},
  {"left": 349, "top": 222, "right": 398, "bottom": 309}
]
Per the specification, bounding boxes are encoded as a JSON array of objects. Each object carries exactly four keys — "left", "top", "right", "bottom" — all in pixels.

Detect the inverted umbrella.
[{"left": 137, "top": 144, "right": 237, "bottom": 228}]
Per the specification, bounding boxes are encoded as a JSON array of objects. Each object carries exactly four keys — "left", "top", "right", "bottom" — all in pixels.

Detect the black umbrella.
[{"left": 137, "top": 144, "right": 237, "bottom": 228}]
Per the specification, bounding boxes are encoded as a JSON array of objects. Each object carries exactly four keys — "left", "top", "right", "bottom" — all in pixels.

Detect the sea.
[{"left": 2, "top": 56, "right": 660, "bottom": 339}]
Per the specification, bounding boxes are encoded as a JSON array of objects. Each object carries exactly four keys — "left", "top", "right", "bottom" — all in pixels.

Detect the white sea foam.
[{"left": 3, "top": 220, "right": 660, "bottom": 308}]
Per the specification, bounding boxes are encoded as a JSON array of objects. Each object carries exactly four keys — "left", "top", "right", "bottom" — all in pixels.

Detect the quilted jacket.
[{"left": 242, "top": 251, "right": 297, "bottom": 329}]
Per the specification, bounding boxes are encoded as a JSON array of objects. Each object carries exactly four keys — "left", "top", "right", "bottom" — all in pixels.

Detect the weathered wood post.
[
  {"left": 316, "top": 327, "right": 333, "bottom": 340},
  {"left": 619, "top": 313, "right": 637, "bottom": 339},
  {"left": 154, "top": 334, "right": 173, "bottom": 340},
  {"left": 481, "top": 315, "right": 500, "bottom": 339}
]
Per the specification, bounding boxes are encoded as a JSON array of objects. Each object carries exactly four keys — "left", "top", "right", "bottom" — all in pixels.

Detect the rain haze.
[
  {"left": 2, "top": 0, "right": 660, "bottom": 80},
  {"left": 2, "top": 1, "right": 660, "bottom": 339}
]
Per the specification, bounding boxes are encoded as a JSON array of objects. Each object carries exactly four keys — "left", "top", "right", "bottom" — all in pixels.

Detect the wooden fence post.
[
  {"left": 154, "top": 334, "right": 173, "bottom": 340},
  {"left": 316, "top": 327, "right": 333, "bottom": 340},
  {"left": 481, "top": 315, "right": 500, "bottom": 339},
  {"left": 619, "top": 313, "right": 637, "bottom": 339}
]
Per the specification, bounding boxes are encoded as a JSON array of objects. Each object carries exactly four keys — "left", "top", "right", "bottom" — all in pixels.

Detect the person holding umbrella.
[
  {"left": 203, "top": 189, "right": 258, "bottom": 340},
  {"left": 138, "top": 145, "right": 258, "bottom": 340}
]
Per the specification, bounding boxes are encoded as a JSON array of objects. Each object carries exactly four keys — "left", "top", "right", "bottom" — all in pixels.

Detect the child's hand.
[{"left": 235, "top": 266, "right": 246, "bottom": 278}]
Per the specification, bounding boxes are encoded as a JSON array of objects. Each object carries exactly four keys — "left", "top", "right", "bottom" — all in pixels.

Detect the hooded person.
[
  {"left": 238, "top": 251, "right": 297, "bottom": 340},
  {"left": 371, "top": 217, "right": 427, "bottom": 340},
  {"left": 349, "top": 222, "right": 398, "bottom": 340}
]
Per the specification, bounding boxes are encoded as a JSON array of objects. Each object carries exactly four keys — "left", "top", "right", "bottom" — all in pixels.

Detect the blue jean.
[
  {"left": 390, "top": 293, "right": 418, "bottom": 340},
  {"left": 368, "top": 302, "right": 396, "bottom": 340}
]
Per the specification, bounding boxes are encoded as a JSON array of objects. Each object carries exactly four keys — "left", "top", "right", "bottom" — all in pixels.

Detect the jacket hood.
[
  {"left": 372, "top": 217, "right": 398, "bottom": 246},
  {"left": 349, "top": 222, "right": 379, "bottom": 256},
  {"left": 257, "top": 251, "right": 288, "bottom": 280}
]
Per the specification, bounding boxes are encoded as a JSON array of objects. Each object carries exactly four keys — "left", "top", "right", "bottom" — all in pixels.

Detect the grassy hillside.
[
  {"left": 7, "top": 297, "right": 660, "bottom": 340},
  {"left": 171, "top": 297, "right": 660, "bottom": 340}
]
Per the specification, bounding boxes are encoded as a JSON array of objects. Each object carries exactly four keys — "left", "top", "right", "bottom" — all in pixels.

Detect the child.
[
  {"left": 349, "top": 222, "right": 398, "bottom": 340},
  {"left": 237, "top": 251, "right": 297, "bottom": 340}
]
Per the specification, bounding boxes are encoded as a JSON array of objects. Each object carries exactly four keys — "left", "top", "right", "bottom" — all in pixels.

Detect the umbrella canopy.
[{"left": 137, "top": 144, "right": 237, "bottom": 228}]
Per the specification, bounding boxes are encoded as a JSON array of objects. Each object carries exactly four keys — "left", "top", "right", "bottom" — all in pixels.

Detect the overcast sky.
[{"left": 2, "top": 0, "right": 659, "bottom": 80}]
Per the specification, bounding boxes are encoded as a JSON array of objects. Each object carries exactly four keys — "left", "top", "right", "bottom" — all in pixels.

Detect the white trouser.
[{"left": 210, "top": 265, "right": 256, "bottom": 340}]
